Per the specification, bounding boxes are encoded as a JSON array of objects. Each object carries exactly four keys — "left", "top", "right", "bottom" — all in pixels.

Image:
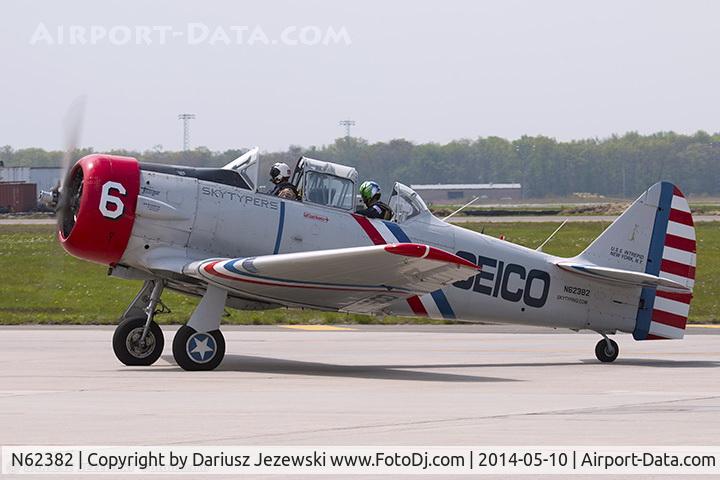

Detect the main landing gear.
[
  {"left": 171, "top": 285, "right": 227, "bottom": 371},
  {"left": 595, "top": 334, "right": 619, "bottom": 363},
  {"left": 113, "top": 280, "right": 165, "bottom": 366},
  {"left": 112, "top": 280, "right": 228, "bottom": 371},
  {"left": 172, "top": 325, "right": 225, "bottom": 371}
]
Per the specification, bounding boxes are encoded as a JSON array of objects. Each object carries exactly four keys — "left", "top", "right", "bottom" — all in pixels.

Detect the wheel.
[
  {"left": 172, "top": 325, "right": 225, "bottom": 371},
  {"left": 113, "top": 317, "right": 164, "bottom": 366},
  {"left": 595, "top": 338, "right": 619, "bottom": 363}
]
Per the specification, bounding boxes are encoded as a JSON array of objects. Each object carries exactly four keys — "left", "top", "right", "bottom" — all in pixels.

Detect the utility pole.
[
  {"left": 178, "top": 113, "right": 196, "bottom": 151},
  {"left": 339, "top": 119, "right": 355, "bottom": 138}
]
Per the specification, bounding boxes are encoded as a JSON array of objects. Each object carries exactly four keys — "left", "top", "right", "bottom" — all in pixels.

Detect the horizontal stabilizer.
[
  {"left": 566, "top": 181, "right": 695, "bottom": 340},
  {"left": 556, "top": 261, "right": 691, "bottom": 293}
]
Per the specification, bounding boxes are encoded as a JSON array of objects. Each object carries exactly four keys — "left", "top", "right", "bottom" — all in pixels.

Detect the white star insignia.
[{"left": 190, "top": 337, "right": 214, "bottom": 360}]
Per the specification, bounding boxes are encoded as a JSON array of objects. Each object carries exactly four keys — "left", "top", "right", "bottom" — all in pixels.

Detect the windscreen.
[
  {"left": 304, "top": 171, "right": 355, "bottom": 210},
  {"left": 388, "top": 182, "right": 429, "bottom": 223}
]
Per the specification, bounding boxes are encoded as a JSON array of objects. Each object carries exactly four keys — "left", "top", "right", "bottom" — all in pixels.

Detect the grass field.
[{"left": 0, "top": 222, "right": 716, "bottom": 324}]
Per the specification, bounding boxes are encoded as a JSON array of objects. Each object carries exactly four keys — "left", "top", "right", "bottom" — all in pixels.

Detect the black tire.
[
  {"left": 595, "top": 338, "right": 619, "bottom": 363},
  {"left": 112, "top": 317, "right": 164, "bottom": 366},
  {"left": 172, "top": 325, "right": 225, "bottom": 371}
]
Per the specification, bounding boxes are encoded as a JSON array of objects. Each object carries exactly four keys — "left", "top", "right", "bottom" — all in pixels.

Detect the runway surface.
[
  {"left": 2, "top": 325, "right": 719, "bottom": 444},
  {"left": 1, "top": 325, "right": 719, "bottom": 478},
  {"left": 0, "top": 218, "right": 56, "bottom": 225}
]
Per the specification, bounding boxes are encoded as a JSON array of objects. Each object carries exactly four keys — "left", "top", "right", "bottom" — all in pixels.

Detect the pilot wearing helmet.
[
  {"left": 269, "top": 162, "right": 300, "bottom": 200},
  {"left": 357, "top": 181, "right": 393, "bottom": 220}
]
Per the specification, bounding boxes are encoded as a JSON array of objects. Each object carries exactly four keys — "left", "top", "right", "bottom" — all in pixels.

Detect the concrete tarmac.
[{"left": 1, "top": 325, "right": 719, "bottom": 479}]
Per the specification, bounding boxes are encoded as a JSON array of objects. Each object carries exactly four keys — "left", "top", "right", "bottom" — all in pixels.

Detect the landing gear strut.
[
  {"left": 595, "top": 334, "right": 619, "bottom": 363},
  {"left": 113, "top": 281, "right": 229, "bottom": 371},
  {"left": 172, "top": 285, "right": 228, "bottom": 371},
  {"left": 113, "top": 317, "right": 164, "bottom": 366},
  {"left": 112, "top": 280, "right": 166, "bottom": 366}
]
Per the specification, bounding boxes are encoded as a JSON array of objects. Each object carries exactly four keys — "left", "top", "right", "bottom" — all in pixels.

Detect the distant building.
[
  {"left": 0, "top": 166, "right": 63, "bottom": 211},
  {"left": 0, "top": 166, "right": 30, "bottom": 183},
  {"left": 0, "top": 183, "right": 37, "bottom": 212},
  {"left": 410, "top": 183, "right": 522, "bottom": 205},
  {"left": 27, "top": 167, "right": 63, "bottom": 195},
  {"left": 0, "top": 166, "right": 63, "bottom": 199}
]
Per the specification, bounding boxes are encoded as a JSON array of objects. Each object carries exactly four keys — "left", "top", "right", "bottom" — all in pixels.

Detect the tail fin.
[{"left": 577, "top": 182, "right": 696, "bottom": 340}]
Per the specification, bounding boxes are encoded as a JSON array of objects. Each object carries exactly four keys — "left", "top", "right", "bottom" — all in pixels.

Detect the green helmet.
[{"left": 359, "top": 181, "right": 381, "bottom": 204}]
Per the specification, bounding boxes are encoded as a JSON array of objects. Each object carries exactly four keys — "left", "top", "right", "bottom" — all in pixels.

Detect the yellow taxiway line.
[
  {"left": 280, "top": 325, "right": 356, "bottom": 331},
  {"left": 687, "top": 324, "right": 720, "bottom": 329}
]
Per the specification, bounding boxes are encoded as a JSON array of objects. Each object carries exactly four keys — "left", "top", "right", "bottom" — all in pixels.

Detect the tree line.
[{"left": 2, "top": 130, "right": 719, "bottom": 198}]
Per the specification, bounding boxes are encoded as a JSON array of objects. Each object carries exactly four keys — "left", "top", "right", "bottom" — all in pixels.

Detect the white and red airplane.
[{"left": 45, "top": 147, "right": 696, "bottom": 371}]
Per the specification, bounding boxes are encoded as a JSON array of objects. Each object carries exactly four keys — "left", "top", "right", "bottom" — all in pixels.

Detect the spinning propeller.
[{"left": 39, "top": 96, "right": 86, "bottom": 237}]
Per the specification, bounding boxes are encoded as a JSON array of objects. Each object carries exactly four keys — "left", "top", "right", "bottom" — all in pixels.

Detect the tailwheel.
[
  {"left": 595, "top": 337, "right": 619, "bottom": 363},
  {"left": 113, "top": 317, "right": 164, "bottom": 366},
  {"left": 172, "top": 325, "right": 225, "bottom": 371}
]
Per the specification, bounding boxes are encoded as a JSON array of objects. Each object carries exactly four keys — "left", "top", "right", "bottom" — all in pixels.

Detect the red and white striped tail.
[
  {"left": 576, "top": 182, "right": 695, "bottom": 340},
  {"left": 647, "top": 186, "right": 696, "bottom": 340}
]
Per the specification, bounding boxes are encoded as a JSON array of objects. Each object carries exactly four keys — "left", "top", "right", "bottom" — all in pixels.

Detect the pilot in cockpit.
[
  {"left": 269, "top": 162, "right": 300, "bottom": 200},
  {"left": 356, "top": 181, "right": 393, "bottom": 220}
]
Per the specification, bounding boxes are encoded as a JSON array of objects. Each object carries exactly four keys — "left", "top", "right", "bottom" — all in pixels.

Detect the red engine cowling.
[{"left": 58, "top": 154, "right": 140, "bottom": 265}]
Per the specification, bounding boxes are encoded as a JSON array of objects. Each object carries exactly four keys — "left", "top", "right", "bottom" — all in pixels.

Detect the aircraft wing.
[{"left": 183, "top": 243, "right": 478, "bottom": 314}]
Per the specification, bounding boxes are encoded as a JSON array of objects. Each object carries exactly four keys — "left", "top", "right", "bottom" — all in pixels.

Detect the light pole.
[
  {"left": 178, "top": 113, "right": 196, "bottom": 151},
  {"left": 339, "top": 119, "right": 355, "bottom": 138}
]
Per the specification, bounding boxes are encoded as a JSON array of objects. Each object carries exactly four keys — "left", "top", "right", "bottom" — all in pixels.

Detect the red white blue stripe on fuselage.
[{"left": 351, "top": 214, "right": 456, "bottom": 320}]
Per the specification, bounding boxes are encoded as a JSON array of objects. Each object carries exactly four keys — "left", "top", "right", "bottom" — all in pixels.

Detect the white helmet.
[{"left": 270, "top": 162, "right": 291, "bottom": 183}]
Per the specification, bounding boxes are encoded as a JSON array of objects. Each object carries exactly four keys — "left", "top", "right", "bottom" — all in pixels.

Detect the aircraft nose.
[{"left": 58, "top": 154, "right": 140, "bottom": 265}]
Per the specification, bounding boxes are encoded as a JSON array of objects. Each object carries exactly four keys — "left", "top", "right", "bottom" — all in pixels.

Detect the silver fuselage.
[{"left": 120, "top": 169, "right": 639, "bottom": 334}]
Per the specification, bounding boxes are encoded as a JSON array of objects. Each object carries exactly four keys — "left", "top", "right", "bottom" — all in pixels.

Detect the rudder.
[{"left": 577, "top": 182, "right": 696, "bottom": 340}]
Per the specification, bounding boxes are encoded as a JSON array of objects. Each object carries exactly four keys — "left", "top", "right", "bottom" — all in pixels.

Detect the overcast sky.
[{"left": 0, "top": 0, "right": 718, "bottom": 152}]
